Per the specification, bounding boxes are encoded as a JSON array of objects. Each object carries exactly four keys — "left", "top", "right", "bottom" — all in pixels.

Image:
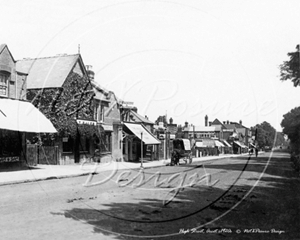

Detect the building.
[
  {"left": 91, "top": 81, "right": 123, "bottom": 162},
  {"left": 0, "top": 44, "right": 56, "bottom": 167},
  {"left": 153, "top": 117, "right": 178, "bottom": 160},
  {"left": 120, "top": 104, "right": 160, "bottom": 161},
  {"left": 17, "top": 53, "right": 115, "bottom": 164}
]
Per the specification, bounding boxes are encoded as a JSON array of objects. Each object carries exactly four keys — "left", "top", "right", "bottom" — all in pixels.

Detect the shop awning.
[
  {"left": 215, "top": 140, "right": 225, "bottom": 147},
  {"left": 222, "top": 140, "right": 232, "bottom": 147},
  {"left": 0, "top": 98, "right": 57, "bottom": 133},
  {"left": 234, "top": 141, "right": 247, "bottom": 148},
  {"left": 195, "top": 139, "right": 215, "bottom": 148},
  {"left": 195, "top": 141, "right": 205, "bottom": 147},
  {"left": 233, "top": 141, "right": 242, "bottom": 147},
  {"left": 124, "top": 122, "right": 161, "bottom": 145}
]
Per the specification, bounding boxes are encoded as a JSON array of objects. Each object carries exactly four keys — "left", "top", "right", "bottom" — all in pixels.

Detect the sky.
[{"left": 2, "top": 0, "right": 300, "bottom": 131}]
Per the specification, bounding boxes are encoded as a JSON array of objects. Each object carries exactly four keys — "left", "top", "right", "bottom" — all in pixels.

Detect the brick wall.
[{"left": 0, "top": 45, "right": 27, "bottom": 100}]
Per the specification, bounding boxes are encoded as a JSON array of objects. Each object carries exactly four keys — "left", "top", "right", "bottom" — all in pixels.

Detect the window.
[
  {"left": 0, "top": 72, "right": 9, "bottom": 96},
  {"left": 79, "top": 136, "right": 90, "bottom": 153},
  {"left": 94, "top": 102, "right": 105, "bottom": 122},
  {"left": 62, "top": 136, "right": 74, "bottom": 153}
]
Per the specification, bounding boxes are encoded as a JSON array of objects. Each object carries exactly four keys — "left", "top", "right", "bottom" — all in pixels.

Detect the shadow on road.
[{"left": 53, "top": 151, "right": 300, "bottom": 240}]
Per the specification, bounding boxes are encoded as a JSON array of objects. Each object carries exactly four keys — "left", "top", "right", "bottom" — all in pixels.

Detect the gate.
[
  {"left": 26, "top": 144, "right": 38, "bottom": 166},
  {"left": 26, "top": 145, "right": 59, "bottom": 165},
  {"left": 38, "top": 146, "right": 59, "bottom": 165}
]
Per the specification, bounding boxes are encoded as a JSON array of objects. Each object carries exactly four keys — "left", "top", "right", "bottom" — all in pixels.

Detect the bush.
[{"left": 291, "top": 153, "right": 300, "bottom": 172}]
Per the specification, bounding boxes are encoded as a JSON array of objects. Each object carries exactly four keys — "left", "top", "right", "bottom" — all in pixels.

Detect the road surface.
[{"left": 1, "top": 151, "right": 299, "bottom": 239}]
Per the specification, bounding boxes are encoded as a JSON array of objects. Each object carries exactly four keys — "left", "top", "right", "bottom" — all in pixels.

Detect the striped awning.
[
  {"left": 234, "top": 141, "right": 247, "bottom": 148},
  {"left": 222, "top": 140, "right": 232, "bottom": 147},
  {"left": 124, "top": 122, "right": 160, "bottom": 145},
  {"left": 215, "top": 140, "right": 225, "bottom": 147}
]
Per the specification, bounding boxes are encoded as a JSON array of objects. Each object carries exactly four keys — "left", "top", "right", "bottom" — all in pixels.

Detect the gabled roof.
[
  {"left": 0, "top": 44, "right": 6, "bottom": 54},
  {"left": 211, "top": 118, "right": 223, "bottom": 125},
  {"left": 211, "top": 118, "right": 226, "bottom": 128},
  {"left": 0, "top": 43, "right": 15, "bottom": 62},
  {"left": 16, "top": 54, "right": 85, "bottom": 89}
]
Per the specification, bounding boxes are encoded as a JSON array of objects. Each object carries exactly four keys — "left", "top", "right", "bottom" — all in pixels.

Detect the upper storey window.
[{"left": 0, "top": 72, "right": 9, "bottom": 97}]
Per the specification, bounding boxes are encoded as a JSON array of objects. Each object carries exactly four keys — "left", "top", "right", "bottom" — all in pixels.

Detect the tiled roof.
[
  {"left": 130, "top": 111, "right": 154, "bottom": 125},
  {"left": 224, "top": 124, "right": 237, "bottom": 130},
  {"left": 0, "top": 43, "right": 15, "bottom": 62},
  {"left": 0, "top": 44, "right": 6, "bottom": 54},
  {"left": 91, "top": 80, "right": 110, "bottom": 95},
  {"left": 16, "top": 54, "right": 81, "bottom": 89},
  {"left": 211, "top": 118, "right": 225, "bottom": 126},
  {"left": 91, "top": 81, "right": 111, "bottom": 102}
]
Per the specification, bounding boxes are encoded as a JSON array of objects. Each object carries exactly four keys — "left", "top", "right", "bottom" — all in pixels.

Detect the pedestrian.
[
  {"left": 255, "top": 147, "right": 258, "bottom": 157},
  {"left": 248, "top": 148, "right": 253, "bottom": 156}
]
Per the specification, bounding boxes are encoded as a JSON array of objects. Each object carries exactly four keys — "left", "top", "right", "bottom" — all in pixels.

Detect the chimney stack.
[
  {"left": 86, "top": 65, "right": 95, "bottom": 81},
  {"left": 205, "top": 115, "right": 208, "bottom": 126}
]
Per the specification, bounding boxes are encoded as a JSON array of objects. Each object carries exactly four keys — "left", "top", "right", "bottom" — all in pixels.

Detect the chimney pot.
[{"left": 205, "top": 115, "right": 208, "bottom": 126}]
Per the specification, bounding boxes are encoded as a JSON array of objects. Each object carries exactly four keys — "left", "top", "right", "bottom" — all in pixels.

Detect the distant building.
[{"left": 120, "top": 104, "right": 160, "bottom": 161}]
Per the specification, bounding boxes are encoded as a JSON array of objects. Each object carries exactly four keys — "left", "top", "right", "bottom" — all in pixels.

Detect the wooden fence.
[{"left": 26, "top": 145, "right": 59, "bottom": 166}]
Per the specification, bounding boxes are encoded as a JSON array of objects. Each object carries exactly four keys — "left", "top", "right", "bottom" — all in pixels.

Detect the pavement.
[{"left": 0, "top": 153, "right": 250, "bottom": 186}]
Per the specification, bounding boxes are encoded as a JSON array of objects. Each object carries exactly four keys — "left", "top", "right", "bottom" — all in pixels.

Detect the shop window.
[{"left": 0, "top": 130, "right": 21, "bottom": 158}]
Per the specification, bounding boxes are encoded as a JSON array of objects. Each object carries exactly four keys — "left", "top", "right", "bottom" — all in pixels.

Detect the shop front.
[
  {"left": 0, "top": 98, "right": 56, "bottom": 167},
  {"left": 122, "top": 122, "right": 160, "bottom": 162}
]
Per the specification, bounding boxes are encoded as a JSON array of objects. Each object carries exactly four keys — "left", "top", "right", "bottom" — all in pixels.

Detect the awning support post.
[{"left": 140, "top": 132, "right": 143, "bottom": 169}]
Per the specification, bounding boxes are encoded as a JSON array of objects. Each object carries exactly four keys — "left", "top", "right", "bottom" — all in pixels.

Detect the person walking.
[{"left": 255, "top": 147, "right": 258, "bottom": 157}]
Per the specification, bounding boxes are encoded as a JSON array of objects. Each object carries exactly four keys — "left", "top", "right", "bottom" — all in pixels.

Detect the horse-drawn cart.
[{"left": 170, "top": 138, "right": 193, "bottom": 166}]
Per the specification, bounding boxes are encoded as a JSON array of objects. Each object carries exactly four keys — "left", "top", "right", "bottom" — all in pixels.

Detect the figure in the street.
[
  {"left": 249, "top": 148, "right": 253, "bottom": 155},
  {"left": 255, "top": 147, "right": 258, "bottom": 157}
]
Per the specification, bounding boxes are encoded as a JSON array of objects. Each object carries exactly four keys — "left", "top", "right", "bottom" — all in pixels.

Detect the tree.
[
  {"left": 279, "top": 45, "right": 300, "bottom": 87},
  {"left": 281, "top": 106, "right": 300, "bottom": 153},
  {"left": 251, "top": 121, "right": 277, "bottom": 149},
  {"left": 275, "top": 132, "right": 286, "bottom": 147}
]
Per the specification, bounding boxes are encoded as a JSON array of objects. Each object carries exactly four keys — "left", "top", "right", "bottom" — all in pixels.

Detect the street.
[{"left": 1, "top": 151, "right": 299, "bottom": 240}]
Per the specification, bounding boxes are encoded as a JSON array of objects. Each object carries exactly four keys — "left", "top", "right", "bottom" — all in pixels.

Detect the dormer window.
[{"left": 0, "top": 72, "right": 9, "bottom": 97}]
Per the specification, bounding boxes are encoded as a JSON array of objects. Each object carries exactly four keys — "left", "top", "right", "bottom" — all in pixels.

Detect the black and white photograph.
[{"left": 0, "top": 0, "right": 299, "bottom": 239}]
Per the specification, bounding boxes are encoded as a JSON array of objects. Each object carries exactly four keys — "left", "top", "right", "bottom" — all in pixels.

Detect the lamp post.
[{"left": 140, "top": 132, "right": 143, "bottom": 169}]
